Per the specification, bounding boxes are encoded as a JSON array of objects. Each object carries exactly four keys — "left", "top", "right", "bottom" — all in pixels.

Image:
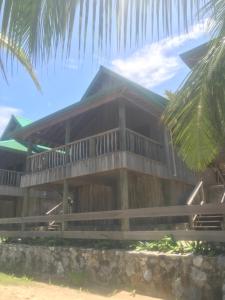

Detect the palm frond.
[
  {"left": 0, "top": 0, "right": 210, "bottom": 64},
  {"left": 0, "top": 34, "right": 41, "bottom": 91},
  {"left": 163, "top": 0, "right": 225, "bottom": 171}
]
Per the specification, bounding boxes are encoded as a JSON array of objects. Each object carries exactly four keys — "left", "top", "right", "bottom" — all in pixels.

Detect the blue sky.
[{"left": 0, "top": 18, "right": 209, "bottom": 135}]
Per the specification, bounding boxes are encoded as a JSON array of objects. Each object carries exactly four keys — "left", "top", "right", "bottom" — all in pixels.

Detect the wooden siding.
[{"left": 21, "top": 151, "right": 195, "bottom": 188}]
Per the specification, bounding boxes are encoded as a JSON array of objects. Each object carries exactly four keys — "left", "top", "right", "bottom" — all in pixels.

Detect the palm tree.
[
  {"left": 0, "top": 34, "right": 41, "bottom": 90},
  {"left": 0, "top": 0, "right": 223, "bottom": 170}
]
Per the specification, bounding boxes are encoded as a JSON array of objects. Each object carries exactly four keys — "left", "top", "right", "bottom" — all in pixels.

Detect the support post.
[
  {"left": 62, "top": 179, "right": 69, "bottom": 231},
  {"left": 22, "top": 141, "right": 32, "bottom": 230},
  {"left": 118, "top": 102, "right": 126, "bottom": 151},
  {"left": 118, "top": 169, "right": 130, "bottom": 231},
  {"left": 62, "top": 120, "right": 71, "bottom": 231}
]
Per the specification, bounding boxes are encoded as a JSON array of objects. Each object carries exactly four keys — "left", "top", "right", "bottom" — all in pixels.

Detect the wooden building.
[
  {"left": 4, "top": 66, "right": 196, "bottom": 231},
  {"left": 0, "top": 116, "right": 60, "bottom": 219}
]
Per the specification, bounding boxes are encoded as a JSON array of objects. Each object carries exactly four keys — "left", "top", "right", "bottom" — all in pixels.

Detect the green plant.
[
  {"left": 0, "top": 236, "right": 8, "bottom": 244},
  {"left": 133, "top": 235, "right": 224, "bottom": 256}
]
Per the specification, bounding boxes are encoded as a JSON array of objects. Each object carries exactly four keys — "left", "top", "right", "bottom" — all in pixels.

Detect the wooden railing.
[
  {"left": 0, "top": 203, "right": 224, "bottom": 241},
  {"left": 126, "top": 129, "right": 165, "bottom": 162},
  {"left": 0, "top": 169, "right": 22, "bottom": 187},
  {"left": 26, "top": 128, "right": 164, "bottom": 173},
  {"left": 27, "top": 128, "right": 120, "bottom": 173}
]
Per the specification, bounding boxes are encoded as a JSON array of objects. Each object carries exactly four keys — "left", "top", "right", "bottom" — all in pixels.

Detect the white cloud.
[
  {"left": 0, "top": 106, "right": 22, "bottom": 136},
  {"left": 111, "top": 19, "right": 211, "bottom": 89}
]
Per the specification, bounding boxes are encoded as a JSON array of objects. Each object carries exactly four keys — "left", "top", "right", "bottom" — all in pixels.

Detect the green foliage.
[
  {"left": 3, "top": 235, "right": 225, "bottom": 256},
  {"left": 0, "top": 0, "right": 204, "bottom": 64},
  {"left": 0, "top": 34, "right": 41, "bottom": 90},
  {"left": 0, "top": 272, "right": 32, "bottom": 285},
  {"left": 163, "top": 2, "right": 225, "bottom": 171},
  {"left": 133, "top": 235, "right": 224, "bottom": 255},
  {"left": 0, "top": 236, "right": 7, "bottom": 244}
]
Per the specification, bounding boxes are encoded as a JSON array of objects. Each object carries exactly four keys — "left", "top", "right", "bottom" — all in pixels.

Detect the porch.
[{"left": 21, "top": 127, "right": 194, "bottom": 187}]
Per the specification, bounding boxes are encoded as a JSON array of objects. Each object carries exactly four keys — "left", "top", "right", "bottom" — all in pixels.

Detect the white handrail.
[
  {"left": 46, "top": 202, "right": 63, "bottom": 215},
  {"left": 187, "top": 181, "right": 203, "bottom": 206}
]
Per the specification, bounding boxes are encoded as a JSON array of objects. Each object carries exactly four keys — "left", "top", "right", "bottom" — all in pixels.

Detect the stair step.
[
  {"left": 193, "top": 225, "right": 221, "bottom": 229},
  {"left": 194, "top": 220, "right": 221, "bottom": 223},
  {"left": 196, "top": 215, "right": 223, "bottom": 218}
]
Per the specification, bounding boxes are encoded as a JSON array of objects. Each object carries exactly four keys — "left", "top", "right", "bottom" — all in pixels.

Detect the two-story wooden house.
[{"left": 10, "top": 66, "right": 196, "bottom": 231}]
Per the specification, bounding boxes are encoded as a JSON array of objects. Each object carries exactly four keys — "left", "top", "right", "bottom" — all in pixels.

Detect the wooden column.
[
  {"left": 62, "top": 179, "right": 69, "bottom": 231},
  {"left": 22, "top": 141, "right": 32, "bottom": 230},
  {"left": 118, "top": 102, "right": 126, "bottom": 151},
  {"left": 118, "top": 169, "right": 130, "bottom": 231},
  {"left": 62, "top": 120, "right": 71, "bottom": 231}
]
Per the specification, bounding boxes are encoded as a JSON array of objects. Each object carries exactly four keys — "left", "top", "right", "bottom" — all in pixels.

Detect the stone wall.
[{"left": 0, "top": 244, "right": 224, "bottom": 299}]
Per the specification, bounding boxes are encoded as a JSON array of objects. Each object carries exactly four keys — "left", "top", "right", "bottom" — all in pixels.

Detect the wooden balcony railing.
[
  {"left": 0, "top": 169, "right": 22, "bottom": 187},
  {"left": 27, "top": 128, "right": 120, "bottom": 173},
  {"left": 26, "top": 128, "right": 165, "bottom": 173},
  {"left": 126, "top": 129, "right": 165, "bottom": 162}
]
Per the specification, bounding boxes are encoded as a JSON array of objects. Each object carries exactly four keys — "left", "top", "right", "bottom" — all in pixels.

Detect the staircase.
[
  {"left": 188, "top": 177, "right": 225, "bottom": 231},
  {"left": 45, "top": 201, "right": 63, "bottom": 231},
  {"left": 192, "top": 214, "right": 224, "bottom": 230}
]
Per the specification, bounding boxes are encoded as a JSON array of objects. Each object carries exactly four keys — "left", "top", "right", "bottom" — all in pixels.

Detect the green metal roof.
[
  {"left": 14, "top": 115, "right": 32, "bottom": 127},
  {"left": 0, "top": 139, "right": 28, "bottom": 152},
  {"left": 0, "top": 139, "right": 50, "bottom": 154}
]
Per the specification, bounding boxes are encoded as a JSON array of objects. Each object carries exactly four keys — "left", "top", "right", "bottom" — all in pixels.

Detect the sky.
[{"left": 0, "top": 17, "right": 210, "bottom": 136}]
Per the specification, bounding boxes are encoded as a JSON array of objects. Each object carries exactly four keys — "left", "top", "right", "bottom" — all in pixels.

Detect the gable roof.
[
  {"left": 1, "top": 115, "right": 32, "bottom": 140},
  {"left": 0, "top": 139, "right": 28, "bottom": 153},
  {"left": 180, "top": 42, "right": 209, "bottom": 69},
  {"left": 14, "top": 115, "right": 32, "bottom": 127},
  {"left": 0, "top": 115, "right": 49, "bottom": 155},
  {"left": 81, "top": 66, "right": 167, "bottom": 107},
  {"left": 12, "top": 66, "right": 168, "bottom": 142}
]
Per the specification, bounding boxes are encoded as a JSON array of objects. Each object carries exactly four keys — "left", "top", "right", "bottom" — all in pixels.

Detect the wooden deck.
[
  {"left": 21, "top": 128, "right": 195, "bottom": 187},
  {"left": 0, "top": 203, "right": 224, "bottom": 242},
  {"left": 0, "top": 169, "right": 23, "bottom": 197}
]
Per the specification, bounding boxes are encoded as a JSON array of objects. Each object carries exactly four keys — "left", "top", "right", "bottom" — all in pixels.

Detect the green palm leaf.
[
  {"left": 0, "top": 34, "right": 41, "bottom": 91},
  {"left": 0, "top": 0, "right": 208, "bottom": 63}
]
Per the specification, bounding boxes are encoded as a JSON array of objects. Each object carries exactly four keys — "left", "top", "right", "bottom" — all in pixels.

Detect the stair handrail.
[
  {"left": 221, "top": 192, "right": 225, "bottom": 204},
  {"left": 45, "top": 202, "right": 63, "bottom": 215},
  {"left": 187, "top": 181, "right": 205, "bottom": 228},
  {"left": 187, "top": 181, "right": 204, "bottom": 206}
]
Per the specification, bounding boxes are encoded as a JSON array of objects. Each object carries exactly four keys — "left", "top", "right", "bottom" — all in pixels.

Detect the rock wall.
[{"left": 0, "top": 244, "right": 224, "bottom": 299}]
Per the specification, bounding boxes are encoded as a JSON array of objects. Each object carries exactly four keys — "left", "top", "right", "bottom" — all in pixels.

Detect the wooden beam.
[
  {"left": 0, "top": 202, "right": 224, "bottom": 224},
  {"left": 118, "top": 169, "right": 130, "bottom": 231}
]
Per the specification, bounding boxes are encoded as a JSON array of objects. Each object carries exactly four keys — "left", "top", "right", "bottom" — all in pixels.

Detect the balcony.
[
  {"left": 0, "top": 169, "right": 23, "bottom": 197},
  {"left": 21, "top": 128, "right": 193, "bottom": 187},
  {"left": 26, "top": 128, "right": 164, "bottom": 173}
]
